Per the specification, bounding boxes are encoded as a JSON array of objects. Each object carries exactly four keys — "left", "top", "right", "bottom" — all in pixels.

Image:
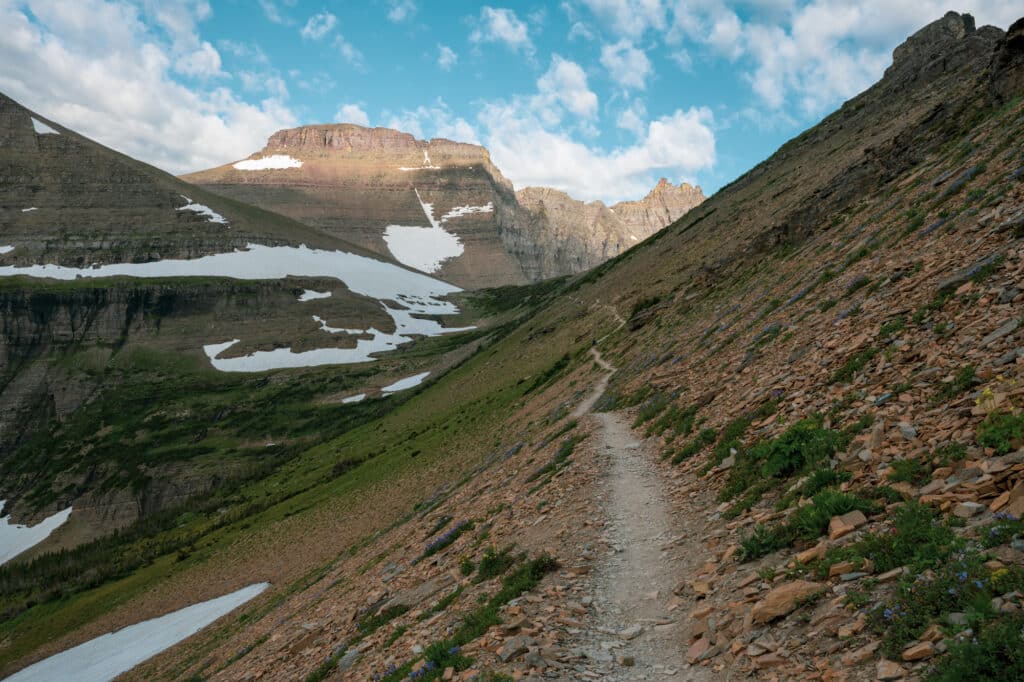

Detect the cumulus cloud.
[
  {"left": 336, "top": 103, "right": 370, "bottom": 127},
  {"left": 385, "top": 101, "right": 479, "bottom": 144},
  {"left": 300, "top": 11, "right": 336, "bottom": 40},
  {"left": 600, "top": 40, "right": 652, "bottom": 90},
  {"left": 387, "top": 0, "right": 417, "bottom": 23},
  {"left": 334, "top": 35, "right": 365, "bottom": 68},
  {"left": 580, "top": 0, "right": 666, "bottom": 38},
  {"left": 469, "top": 6, "right": 534, "bottom": 55},
  {"left": 437, "top": 44, "right": 457, "bottom": 70},
  {"left": 479, "top": 102, "right": 714, "bottom": 203},
  {"left": 616, "top": 100, "right": 647, "bottom": 136},
  {"left": 670, "top": 0, "right": 1024, "bottom": 115},
  {"left": 0, "top": 0, "right": 296, "bottom": 174},
  {"left": 536, "top": 55, "right": 598, "bottom": 119},
  {"left": 257, "top": 0, "right": 287, "bottom": 25}
]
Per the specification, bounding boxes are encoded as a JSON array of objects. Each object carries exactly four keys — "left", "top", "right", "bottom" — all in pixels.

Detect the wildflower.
[
  {"left": 957, "top": 571, "right": 968, "bottom": 582},
  {"left": 948, "top": 587, "right": 957, "bottom": 596},
  {"left": 974, "top": 580, "right": 984, "bottom": 589}
]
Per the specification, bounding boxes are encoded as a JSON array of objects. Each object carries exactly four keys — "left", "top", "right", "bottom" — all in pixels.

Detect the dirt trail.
[{"left": 569, "top": 349, "right": 715, "bottom": 680}]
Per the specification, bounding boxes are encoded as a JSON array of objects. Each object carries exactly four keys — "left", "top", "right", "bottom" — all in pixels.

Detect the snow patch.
[
  {"left": 398, "top": 149, "right": 441, "bottom": 171},
  {"left": 382, "top": 371, "right": 430, "bottom": 394},
  {"left": 0, "top": 502, "right": 72, "bottom": 566},
  {"left": 298, "top": 289, "right": 332, "bottom": 302},
  {"left": 232, "top": 155, "right": 303, "bottom": 170},
  {"left": 341, "top": 393, "right": 366, "bottom": 404},
  {"left": 312, "top": 315, "right": 362, "bottom": 335},
  {"left": 21, "top": 207, "right": 37, "bottom": 213},
  {"left": 0, "top": 246, "right": 14, "bottom": 255},
  {"left": 439, "top": 203, "right": 494, "bottom": 224},
  {"left": 31, "top": 117, "right": 59, "bottom": 134},
  {"left": 177, "top": 195, "right": 228, "bottom": 225},
  {"left": 5, "top": 583, "right": 269, "bottom": 682},
  {"left": 382, "top": 188, "right": 472, "bottom": 273},
  {"left": 0, "top": 243, "right": 473, "bottom": 371}
]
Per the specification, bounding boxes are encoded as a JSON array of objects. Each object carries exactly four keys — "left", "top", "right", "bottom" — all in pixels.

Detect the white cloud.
[
  {"left": 670, "top": 48, "right": 692, "bottom": 71},
  {"left": 174, "top": 40, "right": 224, "bottom": 78},
  {"left": 580, "top": 0, "right": 666, "bottom": 38},
  {"left": 385, "top": 101, "right": 479, "bottom": 144},
  {"left": 479, "top": 102, "right": 714, "bottom": 203},
  {"left": 469, "top": 6, "right": 534, "bottom": 55},
  {"left": 0, "top": 0, "right": 296, "bottom": 174},
  {"left": 600, "top": 40, "right": 652, "bottom": 90},
  {"left": 300, "top": 11, "right": 336, "bottom": 40},
  {"left": 616, "top": 100, "right": 647, "bottom": 136},
  {"left": 258, "top": 0, "right": 287, "bottom": 25},
  {"left": 218, "top": 40, "right": 269, "bottom": 65},
  {"left": 336, "top": 103, "right": 370, "bottom": 127},
  {"left": 334, "top": 35, "right": 365, "bottom": 68},
  {"left": 536, "top": 55, "right": 598, "bottom": 119},
  {"left": 387, "top": 0, "right": 417, "bottom": 23},
  {"left": 567, "top": 21, "right": 595, "bottom": 41},
  {"left": 437, "top": 44, "right": 457, "bottom": 70},
  {"left": 670, "top": 1, "right": 1024, "bottom": 116}
]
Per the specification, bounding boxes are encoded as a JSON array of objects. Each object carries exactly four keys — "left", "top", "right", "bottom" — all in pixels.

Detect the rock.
[
  {"left": 954, "top": 501, "right": 985, "bottom": 517},
  {"left": 499, "top": 635, "right": 536, "bottom": 662},
  {"left": 897, "top": 422, "right": 917, "bottom": 440},
  {"left": 617, "top": 624, "right": 643, "bottom": 640},
  {"left": 686, "top": 637, "right": 711, "bottom": 664},
  {"left": 751, "top": 580, "right": 822, "bottom": 624},
  {"left": 876, "top": 659, "right": 905, "bottom": 680},
  {"left": 902, "top": 640, "right": 936, "bottom": 661},
  {"left": 336, "top": 650, "right": 360, "bottom": 672},
  {"left": 616, "top": 655, "right": 635, "bottom": 667},
  {"left": 841, "top": 640, "right": 879, "bottom": 666},
  {"left": 981, "top": 319, "right": 1020, "bottom": 347},
  {"left": 829, "top": 510, "right": 868, "bottom": 540}
]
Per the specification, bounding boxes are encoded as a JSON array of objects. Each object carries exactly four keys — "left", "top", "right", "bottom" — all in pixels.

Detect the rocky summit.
[
  {"left": 183, "top": 126, "right": 703, "bottom": 288},
  {"left": 2, "top": 8, "right": 1024, "bottom": 682}
]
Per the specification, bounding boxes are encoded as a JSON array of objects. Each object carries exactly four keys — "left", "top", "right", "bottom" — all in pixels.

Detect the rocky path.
[{"left": 568, "top": 349, "right": 715, "bottom": 680}]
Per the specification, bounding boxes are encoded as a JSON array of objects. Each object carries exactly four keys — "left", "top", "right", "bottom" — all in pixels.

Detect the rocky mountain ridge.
[{"left": 183, "top": 126, "right": 703, "bottom": 287}]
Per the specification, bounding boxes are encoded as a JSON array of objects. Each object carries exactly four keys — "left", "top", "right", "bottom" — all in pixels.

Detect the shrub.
[
  {"left": 672, "top": 428, "right": 717, "bottom": 464},
  {"left": 752, "top": 417, "right": 846, "bottom": 479},
  {"left": 931, "top": 365, "right": 976, "bottom": 406},
  {"left": 927, "top": 614, "right": 1024, "bottom": 681},
  {"left": 830, "top": 347, "right": 879, "bottom": 384},
  {"left": 888, "top": 458, "right": 929, "bottom": 484},
  {"left": 977, "top": 410, "right": 1024, "bottom": 454},
  {"left": 474, "top": 545, "right": 517, "bottom": 582}
]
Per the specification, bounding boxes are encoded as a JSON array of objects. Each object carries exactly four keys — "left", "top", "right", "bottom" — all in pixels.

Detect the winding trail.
[{"left": 570, "top": 347, "right": 714, "bottom": 680}]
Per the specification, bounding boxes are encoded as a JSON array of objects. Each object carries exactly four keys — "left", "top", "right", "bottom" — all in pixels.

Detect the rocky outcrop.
[{"left": 183, "top": 126, "right": 703, "bottom": 288}]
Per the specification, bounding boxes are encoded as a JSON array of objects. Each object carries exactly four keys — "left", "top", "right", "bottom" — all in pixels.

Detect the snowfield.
[
  {"left": 232, "top": 155, "right": 303, "bottom": 170},
  {"left": 0, "top": 246, "right": 14, "bottom": 255},
  {"left": 298, "top": 289, "right": 332, "bottom": 301},
  {"left": 0, "top": 243, "right": 472, "bottom": 371},
  {"left": 383, "top": 189, "right": 491, "bottom": 274},
  {"left": 5, "top": 583, "right": 270, "bottom": 682},
  {"left": 0, "top": 503, "right": 72, "bottom": 566},
  {"left": 382, "top": 371, "right": 430, "bottom": 393},
  {"left": 177, "top": 195, "right": 228, "bottom": 225}
]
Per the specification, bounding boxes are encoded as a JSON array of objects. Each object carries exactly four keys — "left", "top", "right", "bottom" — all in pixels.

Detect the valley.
[{"left": 0, "top": 7, "right": 1022, "bottom": 682}]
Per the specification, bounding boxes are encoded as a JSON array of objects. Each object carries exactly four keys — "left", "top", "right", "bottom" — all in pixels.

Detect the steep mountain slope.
[
  {"left": 0, "top": 93, "right": 477, "bottom": 545},
  {"left": 182, "top": 125, "right": 703, "bottom": 287},
  {"left": 3, "top": 10, "right": 1024, "bottom": 682}
]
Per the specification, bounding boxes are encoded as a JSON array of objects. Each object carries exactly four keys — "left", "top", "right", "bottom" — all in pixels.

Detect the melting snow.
[
  {"left": 21, "top": 207, "right": 37, "bottom": 213},
  {"left": 382, "top": 189, "right": 486, "bottom": 273},
  {"left": 382, "top": 371, "right": 430, "bottom": 394},
  {"left": 398, "top": 149, "right": 441, "bottom": 171},
  {"left": 178, "top": 195, "right": 228, "bottom": 225},
  {"left": 0, "top": 243, "right": 472, "bottom": 371},
  {"left": 31, "top": 117, "right": 59, "bottom": 135},
  {"left": 439, "top": 203, "right": 494, "bottom": 223},
  {"left": 312, "top": 315, "right": 361, "bottom": 335},
  {"left": 232, "top": 155, "right": 303, "bottom": 170},
  {"left": 298, "top": 289, "right": 332, "bottom": 302},
  {"left": 0, "top": 246, "right": 14, "bottom": 255},
  {"left": 0, "top": 502, "right": 72, "bottom": 566},
  {"left": 5, "top": 583, "right": 269, "bottom": 682},
  {"left": 341, "top": 393, "right": 366, "bottom": 404}
]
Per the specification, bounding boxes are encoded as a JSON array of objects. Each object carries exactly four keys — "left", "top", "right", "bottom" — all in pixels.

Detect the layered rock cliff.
[{"left": 183, "top": 127, "right": 704, "bottom": 287}]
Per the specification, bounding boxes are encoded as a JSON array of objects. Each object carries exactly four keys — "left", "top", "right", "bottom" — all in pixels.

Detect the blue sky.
[{"left": 1, "top": 1, "right": 1021, "bottom": 203}]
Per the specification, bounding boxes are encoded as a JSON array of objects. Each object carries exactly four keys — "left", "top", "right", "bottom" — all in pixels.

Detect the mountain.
[
  {"left": 2, "top": 10, "right": 1024, "bottom": 682},
  {"left": 0, "top": 92, "right": 477, "bottom": 543},
  {"left": 181, "top": 125, "right": 703, "bottom": 288}
]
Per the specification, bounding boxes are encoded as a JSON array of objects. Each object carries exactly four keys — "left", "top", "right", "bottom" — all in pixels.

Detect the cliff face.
[
  {"left": 183, "top": 127, "right": 703, "bottom": 287},
  {"left": 507, "top": 179, "right": 705, "bottom": 280}
]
